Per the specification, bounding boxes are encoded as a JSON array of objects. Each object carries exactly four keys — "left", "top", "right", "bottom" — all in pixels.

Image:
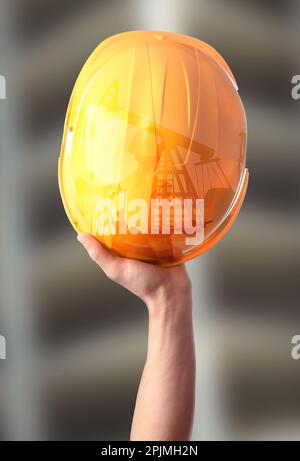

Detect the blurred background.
[{"left": 0, "top": 0, "right": 300, "bottom": 441}]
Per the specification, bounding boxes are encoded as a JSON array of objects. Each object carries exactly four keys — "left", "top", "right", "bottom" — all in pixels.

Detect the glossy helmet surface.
[{"left": 59, "top": 31, "right": 248, "bottom": 266}]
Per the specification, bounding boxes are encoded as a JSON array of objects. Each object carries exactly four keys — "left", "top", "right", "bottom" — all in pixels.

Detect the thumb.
[{"left": 77, "top": 233, "right": 120, "bottom": 277}]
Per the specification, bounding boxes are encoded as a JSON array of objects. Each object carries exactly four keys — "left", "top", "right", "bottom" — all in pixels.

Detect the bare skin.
[{"left": 77, "top": 233, "right": 195, "bottom": 441}]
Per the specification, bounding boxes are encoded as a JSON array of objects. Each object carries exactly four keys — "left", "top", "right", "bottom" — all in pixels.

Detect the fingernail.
[{"left": 77, "top": 234, "right": 84, "bottom": 244}]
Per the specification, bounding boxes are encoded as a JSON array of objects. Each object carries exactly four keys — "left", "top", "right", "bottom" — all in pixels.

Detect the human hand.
[
  {"left": 77, "top": 233, "right": 195, "bottom": 441},
  {"left": 77, "top": 233, "right": 191, "bottom": 310}
]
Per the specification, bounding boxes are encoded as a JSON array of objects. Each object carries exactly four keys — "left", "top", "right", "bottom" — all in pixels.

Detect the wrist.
[
  {"left": 145, "top": 279, "right": 192, "bottom": 317},
  {"left": 145, "top": 282, "right": 194, "bottom": 366}
]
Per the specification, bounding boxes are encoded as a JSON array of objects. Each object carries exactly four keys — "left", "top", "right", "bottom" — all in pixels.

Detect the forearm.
[
  {"left": 130, "top": 287, "right": 195, "bottom": 441},
  {"left": 76, "top": 235, "right": 195, "bottom": 440}
]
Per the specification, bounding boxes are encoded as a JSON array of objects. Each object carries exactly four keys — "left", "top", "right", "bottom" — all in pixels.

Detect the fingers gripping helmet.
[{"left": 59, "top": 31, "right": 248, "bottom": 266}]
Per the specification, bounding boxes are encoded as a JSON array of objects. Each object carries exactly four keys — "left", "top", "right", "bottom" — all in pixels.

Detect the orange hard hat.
[{"left": 59, "top": 31, "right": 248, "bottom": 266}]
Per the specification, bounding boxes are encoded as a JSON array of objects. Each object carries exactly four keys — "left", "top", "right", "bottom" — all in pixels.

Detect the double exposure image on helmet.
[{"left": 59, "top": 30, "right": 249, "bottom": 266}]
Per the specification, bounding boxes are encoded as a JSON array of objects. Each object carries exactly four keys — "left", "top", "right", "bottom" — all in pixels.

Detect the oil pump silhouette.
[{"left": 82, "top": 80, "right": 242, "bottom": 234}]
